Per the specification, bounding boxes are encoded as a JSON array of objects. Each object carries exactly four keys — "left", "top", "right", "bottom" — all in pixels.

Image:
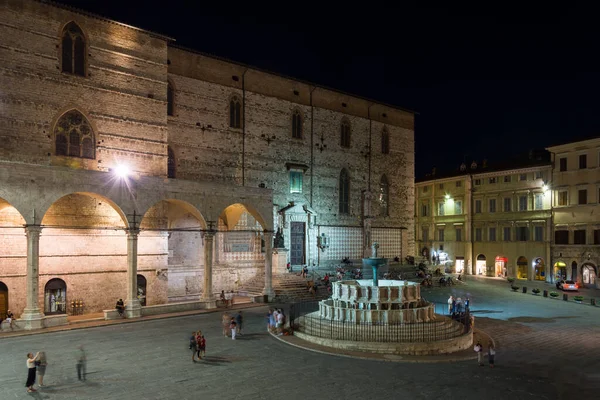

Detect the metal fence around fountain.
[{"left": 289, "top": 300, "right": 472, "bottom": 343}]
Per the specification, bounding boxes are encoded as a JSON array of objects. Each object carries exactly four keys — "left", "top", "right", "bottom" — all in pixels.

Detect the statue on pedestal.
[
  {"left": 274, "top": 228, "right": 285, "bottom": 249},
  {"left": 371, "top": 242, "right": 379, "bottom": 258}
]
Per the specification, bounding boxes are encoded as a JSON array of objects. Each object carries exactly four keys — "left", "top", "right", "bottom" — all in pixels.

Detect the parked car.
[{"left": 556, "top": 280, "right": 578, "bottom": 291}]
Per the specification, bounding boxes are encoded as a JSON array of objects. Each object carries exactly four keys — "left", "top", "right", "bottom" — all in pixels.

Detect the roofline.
[
  {"left": 40, "top": 0, "right": 176, "bottom": 41},
  {"left": 415, "top": 162, "right": 552, "bottom": 184},
  {"left": 546, "top": 137, "right": 600, "bottom": 152},
  {"left": 169, "top": 44, "right": 418, "bottom": 116}
]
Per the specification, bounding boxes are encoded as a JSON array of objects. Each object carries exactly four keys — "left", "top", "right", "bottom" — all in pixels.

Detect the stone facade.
[
  {"left": 547, "top": 138, "right": 600, "bottom": 287},
  {"left": 415, "top": 161, "right": 553, "bottom": 281},
  {"left": 0, "top": 0, "right": 415, "bottom": 323}
]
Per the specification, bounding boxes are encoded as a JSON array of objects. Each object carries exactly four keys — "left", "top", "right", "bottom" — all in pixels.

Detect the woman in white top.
[{"left": 25, "top": 352, "right": 39, "bottom": 392}]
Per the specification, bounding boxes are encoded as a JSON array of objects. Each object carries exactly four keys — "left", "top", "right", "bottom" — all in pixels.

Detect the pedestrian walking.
[
  {"left": 37, "top": 351, "right": 48, "bottom": 387},
  {"left": 190, "top": 331, "right": 198, "bottom": 362},
  {"left": 198, "top": 334, "right": 206, "bottom": 358},
  {"left": 222, "top": 312, "right": 231, "bottom": 336},
  {"left": 75, "top": 345, "right": 86, "bottom": 381},
  {"left": 25, "top": 352, "right": 39, "bottom": 393},
  {"left": 195, "top": 332, "right": 203, "bottom": 360},
  {"left": 488, "top": 342, "right": 495, "bottom": 368},
  {"left": 474, "top": 341, "right": 483, "bottom": 366},
  {"left": 447, "top": 295, "right": 454, "bottom": 314},
  {"left": 230, "top": 318, "right": 237, "bottom": 340},
  {"left": 266, "top": 309, "right": 274, "bottom": 332},
  {"left": 235, "top": 311, "right": 243, "bottom": 335}
]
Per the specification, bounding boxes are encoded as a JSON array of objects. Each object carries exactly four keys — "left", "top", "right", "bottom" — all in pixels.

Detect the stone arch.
[
  {"left": 553, "top": 260, "right": 567, "bottom": 281},
  {"left": 494, "top": 255, "right": 508, "bottom": 278},
  {"left": 140, "top": 199, "right": 207, "bottom": 230},
  {"left": 53, "top": 109, "right": 95, "bottom": 159},
  {"left": 533, "top": 257, "right": 545, "bottom": 281},
  {"left": 59, "top": 21, "right": 87, "bottom": 77},
  {"left": 517, "top": 256, "right": 528, "bottom": 280},
  {"left": 475, "top": 254, "right": 486, "bottom": 275},
  {"left": 571, "top": 260, "right": 578, "bottom": 281},
  {"left": 44, "top": 278, "right": 67, "bottom": 315},
  {"left": 40, "top": 192, "right": 128, "bottom": 228},
  {"left": 581, "top": 262, "right": 597, "bottom": 288},
  {"left": 0, "top": 196, "right": 26, "bottom": 226}
]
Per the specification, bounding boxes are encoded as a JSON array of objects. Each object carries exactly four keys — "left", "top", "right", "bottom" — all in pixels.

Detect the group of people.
[
  {"left": 221, "top": 311, "right": 243, "bottom": 340},
  {"left": 474, "top": 340, "right": 495, "bottom": 367},
  {"left": 447, "top": 295, "right": 470, "bottom": 314},
  {"left": 219, "top": 290, "right": 236, "bottom": 308},
  {"left": 189, "top": 330, "right": 206, "bottom": 362},
  {"left": 25, "top": 351, "right": 47, "bottom": 393},
  {"left": 266, "top": 308, "right": 285, "bottom": 336},
  {"left": 1, "top": 310, "right": 15, "bottom": 329}
]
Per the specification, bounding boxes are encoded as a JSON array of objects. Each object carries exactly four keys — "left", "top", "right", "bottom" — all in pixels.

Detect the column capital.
[
  {"left": 126, "top": 228, "right": 140, "bottom": 238},
  {"left": 25, "top": 225, "right": 42, "bottom": 234},
  {"left": 203, "top": 230, "right": 215, "bottom": 239}
]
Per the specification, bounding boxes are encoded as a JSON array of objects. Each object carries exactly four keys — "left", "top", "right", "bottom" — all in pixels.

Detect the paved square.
[{"left": 1, "top": 278, "right": 599, "bottom": 399}]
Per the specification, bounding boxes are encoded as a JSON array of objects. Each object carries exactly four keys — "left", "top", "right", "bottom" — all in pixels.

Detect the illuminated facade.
[
  {"left": 547, "top": 138, "right": 600, "bottom": 288},
  {"left": 0, "top": 0, "right": 414, "bottom": 326},
  {"left": 415, "top": 159, "right": 552, "bottom": 281}
]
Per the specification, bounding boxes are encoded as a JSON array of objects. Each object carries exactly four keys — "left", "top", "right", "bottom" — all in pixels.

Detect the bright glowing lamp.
[
  {"left": 114, "top": 164, "right": 129, "bottom": 178},
  {"left": 542, "top": 184, "right": 548, "bottom": 192},
  {"left": 445, "top": 194, "right": 450, "bottom": 200}
]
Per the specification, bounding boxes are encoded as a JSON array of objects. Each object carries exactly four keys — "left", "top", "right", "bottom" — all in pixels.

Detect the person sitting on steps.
[{"left": 115, "top": 299, "right": 125, "bottom": 318}]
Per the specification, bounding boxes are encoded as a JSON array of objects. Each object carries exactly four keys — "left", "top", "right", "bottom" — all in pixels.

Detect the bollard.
[
  {"left": 563, "top": 293, "right": 568, "bottom": 301},
  {"left": 543, "top": 290, "right": 548, "bottom": 297},
  {"left": 522, "top": 286, "right": 527, "bottom": 294},
  {"left": 591, "top": 298, "right": 596, "bottom": 306}
]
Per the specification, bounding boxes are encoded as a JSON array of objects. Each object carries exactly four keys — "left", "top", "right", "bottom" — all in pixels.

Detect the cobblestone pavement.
[{"left": 1, "top": 278, "right": 598, "bottom": 400}]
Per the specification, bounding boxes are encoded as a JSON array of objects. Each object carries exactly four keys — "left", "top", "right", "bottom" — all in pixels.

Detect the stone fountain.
[{"left": 362, "top": 242, "right": 387, "bottom": 286}]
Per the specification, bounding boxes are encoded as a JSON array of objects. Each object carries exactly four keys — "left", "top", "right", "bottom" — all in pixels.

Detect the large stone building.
[
  {"left": 415, "top": 155, "right": 552, "bottom": 282},
  {"left": 0, "top": 0, "right": 415, "bottom": 327},
  {"left": 547, "top": 138, "right": 600, "bottom": 287}
]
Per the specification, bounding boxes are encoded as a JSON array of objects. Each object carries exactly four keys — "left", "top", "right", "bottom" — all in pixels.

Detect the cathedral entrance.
[
  {"left": 290, "top": 222, "right": 306, "bottom": 266},
  {"left": 0, "top": 282, "right": 7, "bottom": 320}
]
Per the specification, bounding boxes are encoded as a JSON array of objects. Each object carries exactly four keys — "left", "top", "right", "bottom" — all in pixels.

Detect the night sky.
[{"left": 60, "top": 1, "right": 599, "bottom": 177}]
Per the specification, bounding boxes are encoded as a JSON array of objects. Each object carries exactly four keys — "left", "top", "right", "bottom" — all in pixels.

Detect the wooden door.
[
  {"left": 290, "top": 222, "right": 305, "bottom": 265},
  {"left": 0, "top": 291, "right": 7, "bottom": 320}
]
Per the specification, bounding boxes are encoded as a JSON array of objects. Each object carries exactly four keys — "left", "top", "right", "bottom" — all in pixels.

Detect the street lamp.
[{"left": 114, "top": 164, "right": 129, "bottom": 179}]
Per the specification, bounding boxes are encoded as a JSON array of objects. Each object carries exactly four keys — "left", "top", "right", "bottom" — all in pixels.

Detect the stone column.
[
  {"left": 21, "top": 225, "right": 44, "bottom": 330},
  {"left": 202, "top": 231, "right": 215, "bottom": 302},
  {"left": 263, "top": 231, "right": 275, "bottom": 299},
  {"left": 125, "top": 229, "right": 142, "bottom": 318}
]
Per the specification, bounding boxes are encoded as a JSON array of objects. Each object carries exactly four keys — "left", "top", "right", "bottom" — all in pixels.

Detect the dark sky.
[{"left": 59, "top": 1, "right": 600, "bottom": 177}]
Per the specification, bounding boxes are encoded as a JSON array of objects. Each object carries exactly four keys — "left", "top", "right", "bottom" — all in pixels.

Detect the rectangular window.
[
  {"left": 535, "top": 194, "right": 543, "bottom": 210},
  {"left": 489, "top": 227, "right": 496, "bottom": 241},
  {"left": 489, "top": 198, "right": 496, "bottom": 213},
  {"left": 504, "top": 175, "right": 511, "bottom": 183},
  {"left": 489, "top": 177, "right": 497, "bottom": 184},
  {"left": 574, "top": 229, "right": 586, "bottom": 244},
  {"left": 516, "top": 226, "right": 528, "bottom": 241},
  {"left": 559, "top": 157, "right": 567, "bottom": 171},
  {"left": 558, "top": 191, "right": 568, "bottom": 206},
  {"left": 439, "top": 183, "right": 444, "bottom": 190},
  {"left": 454, "top": 200, "right": 462, "bottom": 215},
  {"left": 579, "top": 154, "right": 587, "bottom": 169},
  {"left": 438, "top": 202, "right": 445, "bottom": 216},
  {"left": 474, "top": 179, "right": 481, "bottom": 186},
  {"left": 438, "top": 229, "right": 445, "bottom": 241},
  {"left": 475, "top": 228, "right": 482, "bottom": 242},
  {"left": 534, "top": 226, "right": 543, "bottom": 242},
  {"left": 421, "top": 203, "right": 429, "bottom": 217},
  {"left": 535, "top": 171, "right": 543, "bottom": 180},
  {"left": 422, "top": 227, "right": 429, "bottom": 242},
  {"left": 579, "top": 189, "right": 587, "bottom": 205},
  {"left": 594, "top": 229, "right": 600, "bottom": 245},
  {"left": 503, "top": 227, "right": 511, "bottom": 241},
  {"left": 456, "top": 181, "right": 462, "bottom": 187},
  {"left": 504, "top": 197, "right": 512, "bottom": 212},
  {"left": 423, "top": 186, "right": 429, "bottom": 193},
  {"left": 519, "top": 195, "right": 527, "bottom": 211},
  {"left": 475, "top": 199, "right": 482, "bottom": 214},
  {"left": 519, "top": 173, "right": 527, "bottom": 181},
  {"left": 456, "top": 228, "right": 462, "bottom": 242},
  {"left": 555, "top": 230, "right": 568, "bottom": 244},
  {"left": 289, "top": 170, "right": 303, "bottom": 193}
]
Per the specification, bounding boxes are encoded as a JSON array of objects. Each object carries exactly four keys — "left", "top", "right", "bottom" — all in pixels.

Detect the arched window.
[
  {"left": 229, "top": 96, "right": 242, "bottom": 128},
  {"left": 292, "top": 110, "right": 302, "bottom": 139},
  {"left": 45, "top": 278, "right": 67, "bottom": 314},
  {"left": 339, "top": 168, "right": 350, "bottom": 214},
  {"left": 167, "top": 81, "right": 174, "bottom": 116},
  {"left": 167, "top": 146, "right": 176, "bottom": 178},
  {"left": 61, "top": 22, "right": 86, "bottom": 77},
  {"left": 381, "top": 127, "right": 390, "bottom": 154},
  {"left": 379, "top": 175, "right": 389, "bottom": 216},
  {"left": 54, "top": 110, "right": 94, "bottom": 159},
  {"left": 340, "top": 119, "right": 351, "bottom": 148},
  {"left": 137, "top": 274, "right": 147, "bottom": 306}
]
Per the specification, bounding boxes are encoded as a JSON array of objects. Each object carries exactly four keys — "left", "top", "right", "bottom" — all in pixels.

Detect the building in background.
[
  {"left": 0, "top": 0, "right": 414, "bottom": 326},
  {"left": 547, "top": 138, "right": 600, "bottom": 288},
  {"left": 415, "top": 153, "right": 552, "bottom": 282}
]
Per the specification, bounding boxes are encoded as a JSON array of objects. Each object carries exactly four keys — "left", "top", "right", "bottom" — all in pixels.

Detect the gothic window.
[
  {"left": 339, "top": 168, "right": 350, "bottom": 214},
  {"left": 167, "top": 81, "right": 174, "bottom": 116},
  {"left": 381, "top": 128, "right": 390, "bottom": 154},
  {"left": 229, "top": 96, "right": 242, "bottom": 128},
  {"left": 292, "top": 110, "right": 302, "bottom": 139},
  {"left": 61, "top": 22, "right": 86, "bottom": 77},
  {"left": 167, "top": 146, "right": 176, "bottom": 178},
  {"left": 340, "top": 119, "right": 351, "bottom": 148},
  {"left": 379, "top": 174, "right": 389, "bottom": 216},
  {"left": 54, "top": 110, "right": 94, "bottom": 159}
]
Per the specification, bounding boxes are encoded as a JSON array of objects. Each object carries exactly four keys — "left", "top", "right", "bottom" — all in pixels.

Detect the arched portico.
[
  {"left": 581, "top": 263, "right": 597, "bottom": 288},
  {"left": 554, "top": 261, "right": 567, "bottom": 281},
  {"left": 475, "top": 254, "right": 486, "bottom": 276}
]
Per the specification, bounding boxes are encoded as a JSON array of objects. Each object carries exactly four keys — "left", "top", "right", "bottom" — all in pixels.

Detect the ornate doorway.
[
  {"left": 290, "top": 222, "right": 306, "bottom": 266},
  {"left": 45, "top": 278, "right": 67, "bottom": 315},
  {"left": 0, "top": 282, "right": 7, "bottom": 320}
]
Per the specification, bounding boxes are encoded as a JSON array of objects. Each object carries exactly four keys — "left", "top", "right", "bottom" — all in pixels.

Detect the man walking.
[
  {"left": 75, "top": 345, "right": 86, "bottom": 381},
  {"left": 235, "top": 311, "right": 243, "bottom": 336}
]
